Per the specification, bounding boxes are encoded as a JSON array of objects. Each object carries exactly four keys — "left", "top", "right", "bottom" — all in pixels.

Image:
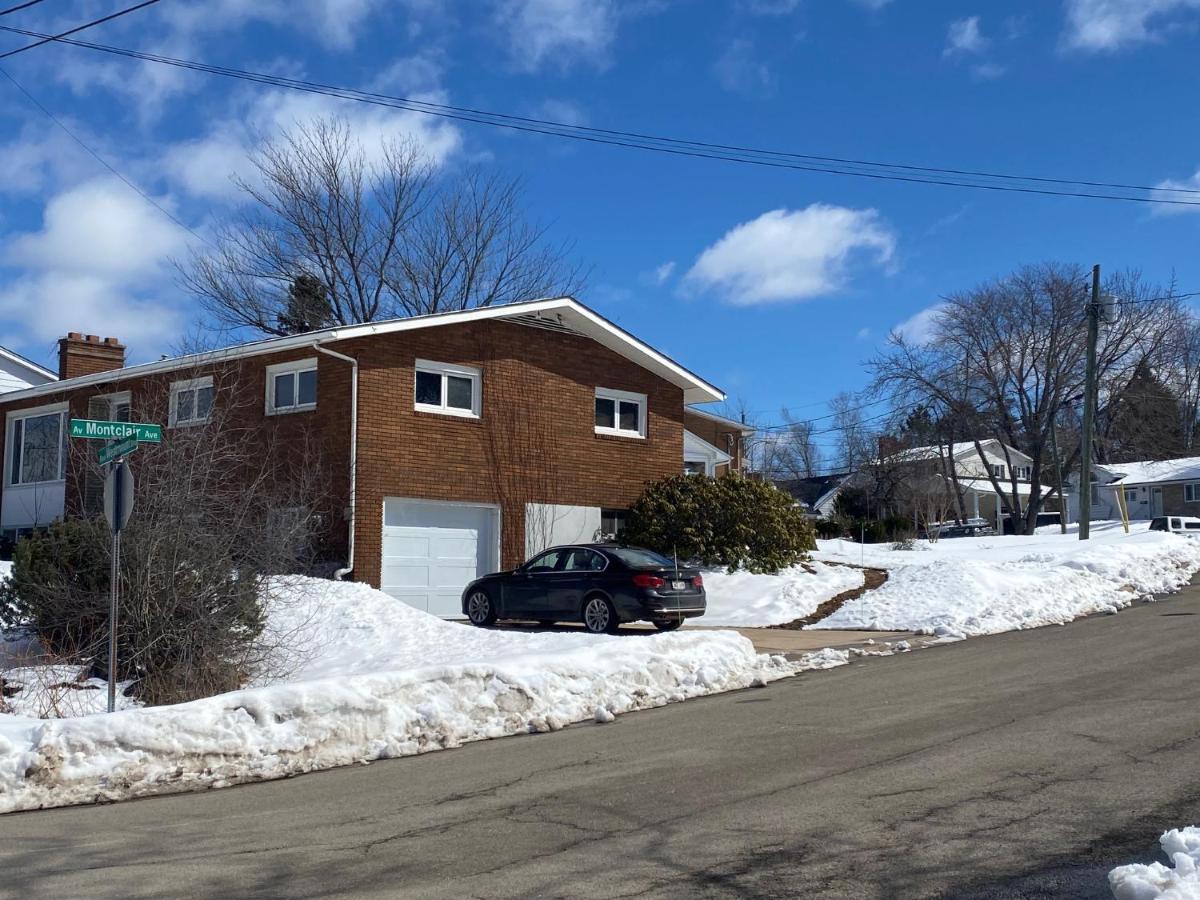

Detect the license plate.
[{"left": 671, "top": 580, "right": 687, "bottom": 591}]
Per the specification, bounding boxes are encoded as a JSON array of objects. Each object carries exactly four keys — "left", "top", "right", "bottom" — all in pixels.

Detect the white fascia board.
[
  {"left": 0, "top": 297, "right": 724, "bottom": 405},
  {"left": 684, "top": 429, "right": 732, "bottom": 464}
]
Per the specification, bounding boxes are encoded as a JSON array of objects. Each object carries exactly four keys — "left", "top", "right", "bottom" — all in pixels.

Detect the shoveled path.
[{"left": 2, "top": 588, "right": 1199, "bottom": 898}]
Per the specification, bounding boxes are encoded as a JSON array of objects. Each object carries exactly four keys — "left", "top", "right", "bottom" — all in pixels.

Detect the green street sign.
[
  {"left": 69, "top": 419, "right": 162, "bottom": 443},
  {"left": 98, "top": 436, "right": 138, "bottom": 466}
]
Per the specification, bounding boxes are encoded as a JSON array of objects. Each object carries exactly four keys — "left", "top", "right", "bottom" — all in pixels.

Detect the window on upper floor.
[
  {"left": 266, "top": 359, "right": 317, "bottom": 415},
  {"left": 595, "top": 387, "right": 646, "bottom": 438},
  {"left": 170, "top": 377, "right": 214, "bottom": 427},
  {"left": 990, "top": 464, "right": 1006, "bottom": 479},
  {"left": 414, "top": 359, "right": 481, "bottom": 419},
  {"left": 7, "top": 406, "right": 66, "bottom": 486},
  {"left": 1013, "top": 465, "right": 1031, "bottom": 481}
]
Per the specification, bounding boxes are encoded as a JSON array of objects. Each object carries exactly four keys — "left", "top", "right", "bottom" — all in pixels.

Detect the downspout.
[{"left": 314, "top": 343, "right": 358, "bottom": 581}]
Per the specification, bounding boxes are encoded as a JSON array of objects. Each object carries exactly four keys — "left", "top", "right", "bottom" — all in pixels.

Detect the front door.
[{"left": 1151, "top": 488, "right": 1164, "bottom": 517}]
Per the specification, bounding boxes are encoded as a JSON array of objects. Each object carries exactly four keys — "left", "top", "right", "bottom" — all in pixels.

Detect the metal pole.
[
  {"left": 107, "top": 459, "right": 123, "bottom": 714},
  {"left": 1079, "top": 264, "right": 1101, "bottom": 540}
]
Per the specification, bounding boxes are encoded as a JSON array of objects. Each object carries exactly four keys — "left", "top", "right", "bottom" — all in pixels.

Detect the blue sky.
[{"left": 1, "top": 0, "right": 1199, "bottom": 448}]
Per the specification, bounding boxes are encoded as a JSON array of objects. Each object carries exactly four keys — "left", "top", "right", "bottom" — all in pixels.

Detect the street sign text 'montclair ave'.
[{"left": 69, "top": 419, "right": 162, "bottom": 443}]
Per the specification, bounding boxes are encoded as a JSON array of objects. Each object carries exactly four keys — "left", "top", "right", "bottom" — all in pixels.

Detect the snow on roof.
[{"left": 1107, "top": 457, "right": 1200, "bottom": 486}]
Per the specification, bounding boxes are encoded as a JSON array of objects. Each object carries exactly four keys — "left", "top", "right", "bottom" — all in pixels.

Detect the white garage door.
[{"left": 381, "top": 499, "right": 500, "bottom": 617}]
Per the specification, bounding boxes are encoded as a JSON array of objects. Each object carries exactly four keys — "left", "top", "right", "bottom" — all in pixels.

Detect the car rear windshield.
[{"left": 609, "top": 547, "right": 679, "bottom": 569}]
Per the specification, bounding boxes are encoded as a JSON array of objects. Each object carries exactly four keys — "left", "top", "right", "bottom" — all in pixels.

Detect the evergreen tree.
[
  {"left": 1104, "top": 361, "right": 1186, "bottom": 461},
  {"left": 277, "top": 274, "right": 332, "bottom": 335}
]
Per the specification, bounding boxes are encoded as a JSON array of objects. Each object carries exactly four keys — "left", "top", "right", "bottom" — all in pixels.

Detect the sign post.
[
  {"left": 102, "top": 459, "right": 135, "bottom": 713},
  {"left": 70, "top": 418, "right": 159, "bottom": 713}
]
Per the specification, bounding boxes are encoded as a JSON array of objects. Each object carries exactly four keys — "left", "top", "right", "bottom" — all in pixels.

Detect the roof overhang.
[
  {"left": 0, "top": 298, "right": 724, "bottom": 406},
  {"left": 0, "top": 346, "right": 56, "bottom": 385},
  {"left": 685, "top": 406, "right": 756, "bottom": 435}
]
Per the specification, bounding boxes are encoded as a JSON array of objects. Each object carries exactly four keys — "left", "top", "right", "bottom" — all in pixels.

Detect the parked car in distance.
[
  {"left": 461, "top": 544, "right": 706, "bottom": 634},
  {"left": 1148, "top": 516, "right": 1200, "bottom": 535},
  {"left": 920, "top": 522, "right": 997, "bottom": 540}
]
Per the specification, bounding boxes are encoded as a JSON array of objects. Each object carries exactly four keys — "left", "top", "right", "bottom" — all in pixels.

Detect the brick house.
[{"left": 0, "top": 298, "right": 726, "bottom": 616}]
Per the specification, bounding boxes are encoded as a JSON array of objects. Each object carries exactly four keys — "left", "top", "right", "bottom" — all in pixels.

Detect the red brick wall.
[
  {"left": 0, "top": 317, "right": 687, "bottom": 588},
  {"left": 57, "top": 334, "right": 125, "bottom": 380}
]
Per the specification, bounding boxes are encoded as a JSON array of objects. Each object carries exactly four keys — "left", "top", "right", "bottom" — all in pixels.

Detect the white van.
[{"left": 1148, "top": 516, "right": 1200, "bottom": 535}]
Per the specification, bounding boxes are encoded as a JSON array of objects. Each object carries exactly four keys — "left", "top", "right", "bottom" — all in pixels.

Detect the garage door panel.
[{"left": 381, "top": 500, "right": 498, "bottom": 618}]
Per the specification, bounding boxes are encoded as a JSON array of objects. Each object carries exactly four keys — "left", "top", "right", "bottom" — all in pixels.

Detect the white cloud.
[
  {"left": 0, "top": 178, "right": 193, "bottom": 349},
  {"left": 740, "top": 0, "right": 802, "bottom": 14},
  {"left": 945, "top": 16, "right": 987, "bottom": 55},
  {"left": 1063, "top": 0, "right": 1200, "bottom": 51},
  {"left": 491, "top": 0, "right": 618, "bottom": 72},
  {"left": 849, "top": 0, "right": 893, "bottom": 9},
  {"left": 533, "top": 99, "right": 589, "bottom": 127},
  {"left": 893, "top": 303, "right": 947, "bottom": 345},
  {"left": 1151, "top": 169, "right": 1200, "bottom": 216},
  {"left": 972, "top": 62, "right": 1007, "bottom": 79},
  {"left": 165, "top": 82, "right": 464, "bottom": 201},
  {"left": 714, "top": 39, "right": 775, "bottom": 95},
  {"left": 684, "top": 205, "right": 897, "bottom": 306},
  {"left": 856, "top": 327, "right": 873, "bottom": 340}
]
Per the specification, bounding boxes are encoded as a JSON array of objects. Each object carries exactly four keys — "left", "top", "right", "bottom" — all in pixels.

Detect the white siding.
[{"left": 525, "top": 504, "right": 601, "bottom": 557}]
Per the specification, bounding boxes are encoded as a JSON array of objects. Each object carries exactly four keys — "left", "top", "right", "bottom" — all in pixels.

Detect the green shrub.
[{"left": 622, "top": 474, "right": 815, "bottom": 573}]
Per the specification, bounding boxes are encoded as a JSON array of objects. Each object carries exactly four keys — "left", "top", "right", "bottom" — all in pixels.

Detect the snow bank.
[
  {"left": 813, "top": 523, "right": 1200, "bottom": 638},
  {"left": 700, "top": 561, "right": 865, "bottom": 626},
  {"left": 1109, "top": 827, "right": 1200, "bottom": 899},
  {"left": 0, "top": 577, "right": 791, "bottom": 813}
]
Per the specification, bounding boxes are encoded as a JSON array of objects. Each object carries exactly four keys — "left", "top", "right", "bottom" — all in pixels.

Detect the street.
[{"left": 3, "top": 586, "right": 1199, "bottom": 899}]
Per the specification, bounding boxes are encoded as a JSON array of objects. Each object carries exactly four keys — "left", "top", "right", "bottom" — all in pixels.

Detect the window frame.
[
  {"left": 1186, "top": 483, "right": 1200, "bottom": 503},
  {"left": 413, "top": 359, "right": 482, "bottom": 420},
  {"left": 265, "top": 358, "right": 318, "bottom": 416},
  {"left": 594, "top": 387, "right": 647, "bottom": 439},
  {"left": 169, "top": 376, "right": 215, "bottom": 428},
  {"left": 990, "top": 463, "right": 1006, "bottom": 479},
  {"left": 5, "top": 402, "right": 68, "bottom": 488}
]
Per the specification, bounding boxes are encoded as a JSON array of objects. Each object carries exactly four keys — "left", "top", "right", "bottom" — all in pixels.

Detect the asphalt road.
[{"left": 3, "top": 588, "right": 1200, "bottom": 899}]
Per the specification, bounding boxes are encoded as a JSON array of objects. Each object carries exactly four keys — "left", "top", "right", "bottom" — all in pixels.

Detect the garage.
[{"left": 381, "top": 499, "right": 501, "bottom": 617}]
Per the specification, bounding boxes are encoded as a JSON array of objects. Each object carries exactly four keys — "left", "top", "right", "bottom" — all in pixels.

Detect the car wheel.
[
  {"left": 582, "top": 596, "right": 619, "bottom": 635},
  {"left": 466, "top": 589, "right": 497, "bottom": 626},
  {"left": 653, "top": 620, "right": 683, "bottom": 632}
]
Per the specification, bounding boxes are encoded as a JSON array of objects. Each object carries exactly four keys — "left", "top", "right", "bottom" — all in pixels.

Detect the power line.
[
  {"left": 0, "top": 0, "right": 49, "bottom": 16},
  {"left": 0, "top": 65, "right": 208, "bottom": 244},
  {"left": 4, "top": 25, "right": 1200, "bottom": 206},
  {"left": 0, "top": 0, "right": 161, "bottom": 60}
]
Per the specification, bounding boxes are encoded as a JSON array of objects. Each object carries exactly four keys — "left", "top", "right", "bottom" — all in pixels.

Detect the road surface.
[{"left": 3, "top": 586, "right": 1199, "bottom": 898}]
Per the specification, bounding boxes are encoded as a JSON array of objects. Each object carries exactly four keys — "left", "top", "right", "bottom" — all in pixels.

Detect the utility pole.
[
  {"left": 1079, "top": 264, "right": 1101, "bottom": 540},
  {"left": 1050, "top": 421, "right": 1067, "bottom": 535}
]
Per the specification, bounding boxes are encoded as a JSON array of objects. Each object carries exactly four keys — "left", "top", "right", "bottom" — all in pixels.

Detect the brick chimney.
[{"left": 58, "top": 333, "right": 125, "bottom": 380}]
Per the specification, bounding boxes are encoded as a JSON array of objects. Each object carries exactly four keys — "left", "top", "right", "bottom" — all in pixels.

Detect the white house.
[
  {"left": 0, "top": 346, "right": 55, "bottom": 394},
  {"left": 1069, "top": 457, "right": 1200, "bottom": 522}
]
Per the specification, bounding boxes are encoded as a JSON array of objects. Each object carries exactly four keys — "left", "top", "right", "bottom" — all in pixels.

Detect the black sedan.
[{"left": 460, "top": 544, "right": 707, "bottom": 634}]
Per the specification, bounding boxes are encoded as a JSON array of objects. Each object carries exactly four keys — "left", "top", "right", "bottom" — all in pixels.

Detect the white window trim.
[
  {"left": 265, "top": 358, "right": 318, "bottom": 415},
  {"left": 5, "top": 401, "right": 68, "bottom": 488},
  {"left": 595, "top": 387, "right": 647, "bottom": 439},
  {"left": 169, "top": 376, "right": 214, "bottom": 428},
  {"left": 413, "top": 359, "right": 482, "bottom": 420},
  {"left": 1186, "top": 483, "right": 1200, "bottom": 503}
]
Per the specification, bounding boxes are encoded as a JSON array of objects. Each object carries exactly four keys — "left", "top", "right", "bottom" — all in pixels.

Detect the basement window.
[
  {"left": 595, "top": 387, "right": 646, "bottom": 439},
  {"left": 414, "top": 359, "right": 481, "bottom": 419}
]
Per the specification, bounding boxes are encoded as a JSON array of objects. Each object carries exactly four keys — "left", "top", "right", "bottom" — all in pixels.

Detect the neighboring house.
[
  {"left": 879, "top": 439, "right": 1060, "bottom": 529},
  {"left": 0, "top": 344, "right": 56, "bottom": 394},
  {"left": 682, "top": 407, "right": 753, "bottom": 476},
  {"left": 0, "top": 299, "right": 723, "bottom": 617},
  {"left": 1069, "top": 457, "right": 1200, "bottom": 522},
  {"left": 776, "top": 473, "right": 852, "bottom": 517}
]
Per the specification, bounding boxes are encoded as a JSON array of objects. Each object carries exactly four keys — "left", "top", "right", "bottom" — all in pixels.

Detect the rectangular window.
[
  {"left": 600, "top": 508, "right": 627, "bottom": 537},
  {"left": 170, "top": 377, "right": 214, "bottom": 427},
  {"left": 1013, "top": 466, "right": 1031, "bottom": 481},
  {"left": 990, "top": 464, "right": 1006, "bottom": 479},
  {"left": 1186, "top": 483, "right": 1200, "bottom": 503},
  {"left": 595, "top": 388, "right": 646, "bottom": 438},
  {"left": 1124, "top": 488, "right": 1138, "bottom": 503},
  {"left": 266, "top": 359, "right": 318, "bottom": 414},
  {"left": 413, "top": 360, "right": 481, "bottom": 419},
  {"left": 684, "top": 461, "right": 707, "bottom": 476},
  {"left": 8, "top": 408, "right": 66, "bottom": 486}
]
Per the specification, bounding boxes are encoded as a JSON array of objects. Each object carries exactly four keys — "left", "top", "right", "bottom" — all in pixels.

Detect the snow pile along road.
[
  {"left": 700, "top": 560, "right": 864, "bottom": 626},
  {"left": 0, "top": 577, "right": 791, "bottom": 813},
  {"left": 813, "top": 523, "right": 1200, "bottom": 638},
  {"left": 1109, "top": 826, "right": 1200, "bottom": 899}
]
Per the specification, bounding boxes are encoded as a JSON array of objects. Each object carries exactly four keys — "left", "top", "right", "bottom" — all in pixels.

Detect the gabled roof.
[
  {"left": 884, "top": 438, "right": 1031, "bottom": 466},
  {"left": 0, "top": 297, "right": 724, "bottom": 406},
  {"left": 0, "top": 345, "right": 56, "bottom": 384},
  {"left": 684, "top": 406, "right": 756, "bottom": 435},
  {"left": 1107, "top": 457, "right": 1200, "bottom": 486}
]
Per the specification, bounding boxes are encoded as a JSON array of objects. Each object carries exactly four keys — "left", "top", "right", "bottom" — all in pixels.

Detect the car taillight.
[
  {"left": 632, "top": 573, "right": 665, "bottom": 589},
  {"left": 691, "top": 575, "right": 703, "bottom": 588}
]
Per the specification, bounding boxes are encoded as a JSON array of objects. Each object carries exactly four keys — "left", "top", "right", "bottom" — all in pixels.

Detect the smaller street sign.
[
  {"left": 70, "top": 419, "right": 162, "bottom": 443},
  {"left": 98, "top": 436, "right": 138, "bottom": 466}
]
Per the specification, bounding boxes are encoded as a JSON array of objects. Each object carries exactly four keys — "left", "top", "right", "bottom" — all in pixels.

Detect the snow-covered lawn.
[
  {"left": 700, "top": 560, "right": 864, "bottom": 626},
  {"left": 1109, "top": 826, "right": 1200, "bottom": 899},
  {"left": 0, "top": 576, "right": 792, "bottom": 814},
  {"left": 812, "top": 522, "right": 1200, "bottom": 639}
]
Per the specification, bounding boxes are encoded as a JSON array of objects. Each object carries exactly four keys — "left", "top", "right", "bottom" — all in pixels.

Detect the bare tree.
[
  {"left": 872, "top": 263, "right": 1179, "bottom": 534},
  {"left": 182, "top": 117, "right": 583, "bottom": 337},
  {"left": 830, "top": 392, "right": 874, "bottom": 472}
]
